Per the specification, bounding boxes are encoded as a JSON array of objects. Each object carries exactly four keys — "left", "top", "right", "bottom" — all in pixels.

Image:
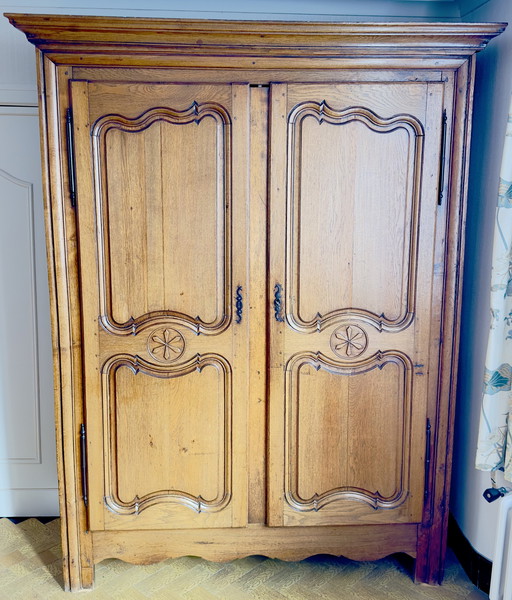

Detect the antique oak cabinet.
[{"left": 7, "top": 13, "right": 504, "bottom": 591}]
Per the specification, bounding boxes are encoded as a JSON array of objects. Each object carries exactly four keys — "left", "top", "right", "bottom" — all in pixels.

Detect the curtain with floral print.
[{"left": 476, "top": 97, "right": 512, "bottom": 480}]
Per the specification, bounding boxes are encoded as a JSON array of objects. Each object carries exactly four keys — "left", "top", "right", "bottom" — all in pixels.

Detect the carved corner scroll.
[
  {"left": 91, "top": 102, "right": 232, "bottom": 336},
  {"left": 286, "top": 101, "right": 424, "bottom": 333},
  {"left": 101, "top": 353, "right": 232, "bottom": 515},
  {"left": 284, "top": 351, "right": 413, "bottom": 512}
]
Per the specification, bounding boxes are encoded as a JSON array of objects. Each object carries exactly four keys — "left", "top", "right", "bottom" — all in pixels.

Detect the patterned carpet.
[{"left": 0, "top": 518, "right": 488, "bottom": 599}]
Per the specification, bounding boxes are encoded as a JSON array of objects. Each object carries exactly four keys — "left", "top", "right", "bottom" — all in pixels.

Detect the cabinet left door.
[{"left": 70, "top": 80, "right": 250, "bottom": 531}]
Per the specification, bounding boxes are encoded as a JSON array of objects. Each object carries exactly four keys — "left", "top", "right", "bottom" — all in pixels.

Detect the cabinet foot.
[
  {"left": 414, "top": 526, "right": 446, "bottom": 585},
  {"left": 64, "top": 561, "right": 94, "bottom": 592}
]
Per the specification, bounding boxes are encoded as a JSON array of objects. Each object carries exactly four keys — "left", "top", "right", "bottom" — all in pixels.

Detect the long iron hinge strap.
[
  {"left": 437, "top": 109, "right": 448, "bottom": 206},
  {"left": 80, "top": 424, "right": 88, "bottom": 507},
  {"left": 65, "top": 108, "right": 77, "bottom": 208},
  {"left": 424, "top": 418, "right": 432, "bottom": 501}
]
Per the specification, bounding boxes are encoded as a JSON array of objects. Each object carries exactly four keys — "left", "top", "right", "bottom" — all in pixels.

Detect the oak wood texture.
[
  {"left": 6, "top": 13, "right": 504, "bottom": 592},
  {"left": 267, "top": 81, "right": 442, "bottom": 528},
  {"left": 4, "top": 14, "right": 505, "bottom": 57},
  {"left": 71, "top": 80, "right": 250, "bottom": 533},
  {"left": 91, "top": 524, "right": 418, "bottom": 565}
]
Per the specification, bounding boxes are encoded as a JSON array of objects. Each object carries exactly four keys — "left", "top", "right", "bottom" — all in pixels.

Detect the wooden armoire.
[{"left": 7, "top": 13, "right": 505, "bottom": 591}]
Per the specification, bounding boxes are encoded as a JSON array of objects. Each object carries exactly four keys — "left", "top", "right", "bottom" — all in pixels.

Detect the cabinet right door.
[{"left": 268, "top": 81, "right": 447, "bottom": 527}]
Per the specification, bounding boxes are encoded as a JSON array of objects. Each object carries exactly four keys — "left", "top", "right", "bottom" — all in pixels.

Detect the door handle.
[
  {"left": 235, "top": 285, "right": 243, "bottom": 324},
  {"left": 274, "top": 283, "right": 285, "bottom": 322}
]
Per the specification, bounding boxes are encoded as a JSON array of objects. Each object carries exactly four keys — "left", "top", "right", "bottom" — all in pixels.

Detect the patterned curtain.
[{"left": 476, "top": 97, "right": 512, "bottom": 480}]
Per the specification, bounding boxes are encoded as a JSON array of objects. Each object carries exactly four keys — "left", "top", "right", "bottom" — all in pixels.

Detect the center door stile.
[{"left": 267, "top": 83, "right": 288, "bottom": 527}]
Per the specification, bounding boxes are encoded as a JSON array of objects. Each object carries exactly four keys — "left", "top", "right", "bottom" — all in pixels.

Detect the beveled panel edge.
[
  {"left": 284, "top": 350, "right": 413, "bottom": 512},
  {"left": 91, "top": 103, "right": 232, "bottom": 336},
  {"left": 5, "top": 14, "right": 506, "bottom": 58},
  {"left": 286, "top": 102, "right": 424, "bottom": 334},
  {"left": 101, "top": 352, "right": 233, "bottom": 516}
]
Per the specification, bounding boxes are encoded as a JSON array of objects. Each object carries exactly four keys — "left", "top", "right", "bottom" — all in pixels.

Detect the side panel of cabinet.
[
  {"left": 71, "top": 81, "right": 250, "bottom": 531},
  {"left": 268, "top": 81, "right": 446, "bottom": 526}
]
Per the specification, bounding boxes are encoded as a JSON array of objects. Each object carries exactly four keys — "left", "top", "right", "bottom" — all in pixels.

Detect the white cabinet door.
[{"left": 0, "top": 106, "right": 58, "bottom": 516}]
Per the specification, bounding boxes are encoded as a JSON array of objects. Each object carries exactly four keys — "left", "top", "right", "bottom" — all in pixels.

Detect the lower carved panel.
[
  {"left": 101, "top": 354, "right": 232, "bottom": 516},
  {"left": 285, "top": 352, "right": 413, "bottom": 513}
]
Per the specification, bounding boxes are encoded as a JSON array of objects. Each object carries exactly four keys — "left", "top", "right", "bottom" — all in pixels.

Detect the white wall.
[
  {"left": 0, "top": 106, "right": 58, "bottom": 516},
  {"left": 451, "top": 0, "right": 512, "bottom": 562},
  {"left": 1, "top": 0, "right": 462, "bottom": 20},
  {"left": 0, "top": 0, "right": 462, "bottom": 106}
]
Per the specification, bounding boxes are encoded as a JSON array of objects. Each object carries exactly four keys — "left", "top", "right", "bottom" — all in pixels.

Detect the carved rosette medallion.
[
  {"left": 330, "top": 325, "right": 368, "bottom": 358},
  {"left": 147, "top": 328, "right": 185, "bottom": 363}
]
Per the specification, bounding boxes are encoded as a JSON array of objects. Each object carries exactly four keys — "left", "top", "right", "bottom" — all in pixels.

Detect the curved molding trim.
[
  {"left": 92, "top": 103, "right": 232, "bottom": 336},
  {"left": 284, "top": 350, "right": 413, "bottom": 512},
  {"left": 101, "top": 353, "right": 232, "bottom": 515},
  {"left": 288, "top": 101, "right": 424, "bottom": 137},
  {"left": 286, "top": 102, "right": 424, "bottom": 334}
]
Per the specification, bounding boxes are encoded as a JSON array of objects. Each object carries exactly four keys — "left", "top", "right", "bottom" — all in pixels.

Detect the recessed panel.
[
  {"left": 286, "top": 352, "right": 411, "bottom": 511},
  {"left": 93, "top": 104, "right": 231, "bottom": 334},
  {"left": 287, "top": 103, "right": 422, "bottom": 332},
  {"left": 103, "top": 355, "right": 231, "bottom": 515}
]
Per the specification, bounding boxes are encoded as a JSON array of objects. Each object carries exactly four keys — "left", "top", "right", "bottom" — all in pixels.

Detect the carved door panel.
[
  {"left": 268, "top": 82, "right": 446, "bottom": 526},
  {"left": 71, "top": 81, "right": 250, "bottom": 531}
]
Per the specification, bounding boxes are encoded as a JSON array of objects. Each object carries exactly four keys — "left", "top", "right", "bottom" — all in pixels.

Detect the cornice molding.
[{"left": 5, "top": 14, "right": 506, "bottom": 58}]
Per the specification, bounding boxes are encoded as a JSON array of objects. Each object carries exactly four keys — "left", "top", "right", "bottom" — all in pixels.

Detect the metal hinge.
[
  {"left": 80, "top": 424, "right": 88, "bottom": 507},
  {"left": 424, "top": 418, "right": 432, "bottom": 501},
  {"left": 65, "top": 108, "right": 77, "bottom": 208},
  {"left": 437, "top": 110, "right": 448, "bottom": 206}
]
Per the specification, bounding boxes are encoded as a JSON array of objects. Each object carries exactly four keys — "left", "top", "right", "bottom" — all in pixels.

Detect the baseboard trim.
[
  {"left": 0, "top": 488, "right": 59, "bottom": 518},
  {"left": 6, "top": 516, "right": 58, "bottom": 524},
  {"left": 448, "top": 513, "right": 492, "bottom": 594}
]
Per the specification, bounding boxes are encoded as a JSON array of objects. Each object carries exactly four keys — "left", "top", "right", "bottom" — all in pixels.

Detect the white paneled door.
[{"left": 0, "top": 106, "right": 58, "bottom": 516}]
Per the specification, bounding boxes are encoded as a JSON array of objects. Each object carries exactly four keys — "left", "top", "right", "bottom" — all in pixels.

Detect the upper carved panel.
[
  {"left": 91, "top": 102, "right": 232, "bottom": 336},
  {"left": 286, "top": 101, "right": 424, "bottom": 333}
]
